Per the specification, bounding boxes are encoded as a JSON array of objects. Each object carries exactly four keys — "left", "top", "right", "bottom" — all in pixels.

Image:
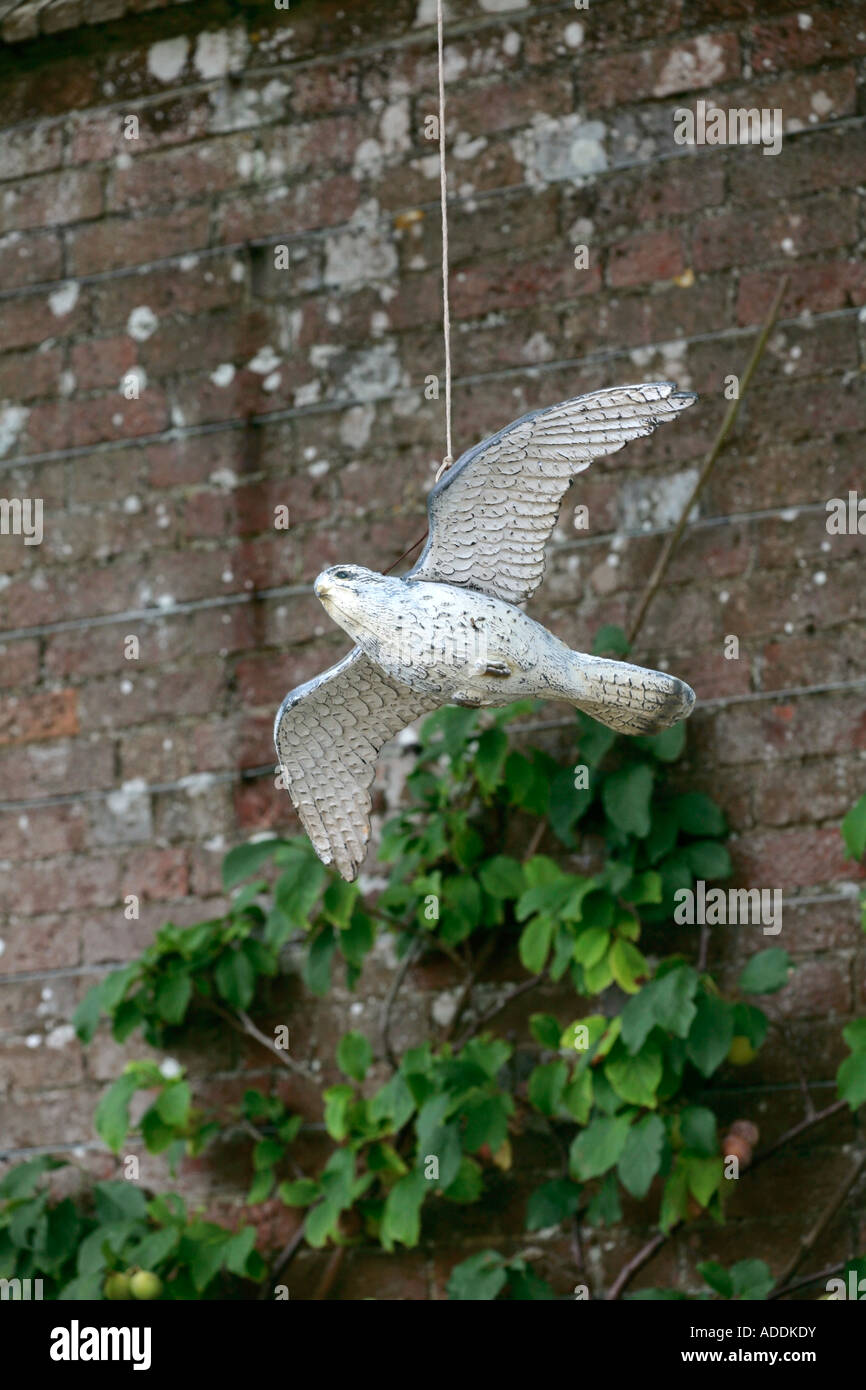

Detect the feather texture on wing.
[
  {"left": 409, "top": 381, "right": 697, "bottom": 604},
  {"left": 274, "top": 647, "right": 441, "bottom": 881}
]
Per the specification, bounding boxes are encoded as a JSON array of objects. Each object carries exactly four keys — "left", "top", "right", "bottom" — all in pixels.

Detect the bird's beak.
[{"left": 314, "top": 574, "right": 332, "bottom": 600}]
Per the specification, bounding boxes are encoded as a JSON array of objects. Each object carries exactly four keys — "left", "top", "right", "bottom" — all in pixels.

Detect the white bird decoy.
[{"left": 275, "top": 381, "right": 698, "bottom": 880}]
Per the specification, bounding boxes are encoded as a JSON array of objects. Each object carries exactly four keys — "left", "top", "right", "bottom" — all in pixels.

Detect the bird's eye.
[{"left": 333, "top": 567, "right": 353, "bottom": 580}]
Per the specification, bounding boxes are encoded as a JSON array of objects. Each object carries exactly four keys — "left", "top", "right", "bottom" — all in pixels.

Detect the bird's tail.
[{"left": 559, "top": 652, "right": 695, "bottom": 735}]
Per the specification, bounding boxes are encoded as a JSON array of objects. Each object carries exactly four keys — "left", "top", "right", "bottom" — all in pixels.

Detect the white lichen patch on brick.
[
  {"left": 48, "top": 281, "right": 79, "bottom": 317},
  {"left": 654, "top": 37, "right": 729, "bottom": 97},
  {"left": 210, "top": 363, "right": 236, "bottom": 387},
  {"left": 513, "top": 114, "right": 608, "bottom": 186},
  {"left": 147, "top": 36, "right": 189, "bottom": 85},
  {"left": 193, "top": 27, "right": 249, "bottom": 81},
  {"left": 340, "top": 403, "right": 376, "bottom": 450},
  {"left": 324, "top": 202, "right": 397, "bottom": 287},
  {"left": 0, "top": 405, "right": 28, "bottom": 458},
  {"left": 127, "top": 305, "right": 158, "bottom": 341},
  {"left": 247, "top": 345, "right": 281, "bottom": 374},
  {"left": 620, "top": 468, "right": 700, "bottom": 533}
]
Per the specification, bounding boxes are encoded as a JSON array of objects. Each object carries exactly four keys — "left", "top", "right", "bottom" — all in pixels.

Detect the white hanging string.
[{"left": 434, "top": 0, "right": 454, "bottom": 484}]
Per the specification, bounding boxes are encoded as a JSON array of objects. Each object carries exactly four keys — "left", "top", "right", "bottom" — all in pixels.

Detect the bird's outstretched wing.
[
  {"left": 274, "top": 648, "right": 440, "bottom": 881},
  {"left": 409, "top": 381, "right": 697, "bottom": 604}
]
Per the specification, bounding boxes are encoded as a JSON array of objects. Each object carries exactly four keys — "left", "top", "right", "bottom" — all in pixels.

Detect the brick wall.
[{"left": 0, "top": 0, "right": 864, "bottom": 1299}]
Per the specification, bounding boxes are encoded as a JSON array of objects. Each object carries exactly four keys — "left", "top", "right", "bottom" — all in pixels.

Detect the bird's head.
[{"left": 314, "top": 564, "right": 392, "bottom": 638}]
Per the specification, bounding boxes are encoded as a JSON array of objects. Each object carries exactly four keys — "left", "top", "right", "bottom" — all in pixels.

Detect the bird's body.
[
  {"left": 314, "top": 567, "right": 692, "bottom": 733},
  {"left": 275, "top": 381, "right": 700, "bottom": 880}
]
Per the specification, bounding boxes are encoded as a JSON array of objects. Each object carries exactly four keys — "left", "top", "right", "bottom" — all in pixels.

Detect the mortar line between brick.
[
  {"left": 1, "top": 5, "right": 857, "bottom": 142},
  {"left": 0, "top": 500, "right": 841, "bottom": 644},
  {"left": 0, "top": 675, "right": 865, "bottom": 813},
  {"left": 0, "top": 110, "right": 862, "bottom": 306},
  {"left": 2, "top": 302, "right": 863, "bottom": 478}
]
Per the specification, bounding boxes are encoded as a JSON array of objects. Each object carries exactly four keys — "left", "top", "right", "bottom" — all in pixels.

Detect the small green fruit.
[
  {"left": 130, "top": 1270, "right": 163, "bottom": 1300},
  {"left": 727, "top": 1036, "right": 757, "bottom": 1066},
  {"left": 103, "top": 1272, "right": 132, "bottom": 1301}
]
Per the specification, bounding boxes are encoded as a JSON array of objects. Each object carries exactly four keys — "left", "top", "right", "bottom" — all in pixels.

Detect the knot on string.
[{"left": 435, "top": 453, "right": 454, "bottom": 483}]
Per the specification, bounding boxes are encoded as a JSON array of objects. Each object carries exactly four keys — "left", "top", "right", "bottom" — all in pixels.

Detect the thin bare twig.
[
  {"left": 751, "top": 1099, "right": 847, "bottom": 1169},
  {"left": 204, "top": 997, "right": 320, "bottom": 1085},
  {"left": 259, "top": 1224, "right": 307, "bottom": 1299},
  {"left": 626, "top": 276, "right": 788, "bottom": 647},
  {"left": 769, "top": 1259, "right": 851, "bottom": 1302},
  {"left": 454, "top": 973, "right": 545, "bottom": 1051},
  {"left": 606, "top": 1231, "right": 668, "bottom": 1300},
  {"left": 381, "top": 936, "right": 424, "bottom": 1070},
  {"left": 770, "top": 1153, "right": 866, "bottom": 1295}
]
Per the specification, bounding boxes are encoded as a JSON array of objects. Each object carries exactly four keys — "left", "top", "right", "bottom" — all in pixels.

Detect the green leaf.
[
  {"left": 133, "top": 1226, "right": 179, "bottom": 1270},
  {"left": 529, "top": 1013, "right": 563, "bottom": 1049},
  {"left": 672, "top": 793, "right": 727, "bottom": 837},
  {"left": 475, "top": 727, "right": 508, "bottom": 794},
  {"left": 617, "top": 1114, "right": 665, "bottom": 1199},
  {"left": 190, "top": 1234, "right": 230, "bottom": 1292},
  {"left": 699, "top": 1260, "right": 734, "bottom": 1299},
  {"left": 58, "top": 1274, "right": 105, "bottom": 1300},
  {"left": 93, "top": 1181, "right": 148, "bottom": 1225},
  {"left": 275, "top": 856, "right": 327, "bottom": 927},
  {"left": 685, "top": 1154, "right": 723, "bottom": 1208},
  {"left": 214, "top": 948, "right": 255, "bottom": 1010},
  {"left": 605, "top": 1038, "right": 663, "bottom": 1107},
  {"left": 94, "top": 1075, "right": 139, "bottom": 1153},
  {"left": 842, "top": 794, "right": 866, "bottom": 860},
  {"left": 447, "top": 1250, "right": 507, "bottom": 1301},
  {"left": 381, "top": 1170, "right": 427, "bottom": 1251},
  {"left": 224, "top": 1226, "right": 258, "bottom": 1276},
  {"left": 526, "top": 1179, "right": 581, "bottom": 1232},
  {"left": 518, "top": 915, "right": 555, "bottom": 974},
  {"left": 222, "top": 838, "right": 282, "bottom": 889},
  {"left": 253, "top": 1139, "right": 284, "bottom": 1170},
  {"left": 602, "top": 763, "right": 654, "bottom": 838},
  {"left": 72, "top": 981, "right": 107, "bottom": 1045},
  {"left": 686, "top": 991, "right": 734, "bottom": 1078},
  {"left": 461, "top": 1095, "right": 512, "bottom": 1155},
  {"left": 479, "top": 856, "right": 524, "bottom": 900},
  {"left": 738, "top": 948, "right": 791, "bottom": 995},
  {"left": 323, "top": 1085, "right": 355, "bottom": 1141},
  {"left": 569, "top": 1115, "right": 631, "bottom": 1181},
  {"left": 609, "top": 938, "right": 648, "bottom": 994},
  {"left": 636, "top": 720, "right": 686, "bottom": 763},
  {"left": 443, "top": 1157, "right": 483, "bottom": 1204},
  {"left": 838, "top": 1051, "right": 866, "bottom": 1110},
  {"left": 528, "top": 1061, "right": 568, "bottom": 1116},
  {"left": 305, "top": 1198, "right": 340, "bottom": 1249},
  {"left": 729, "top": 1258, "right": 774, "bottom": 1301},
  {"left": 304, "top": 926, "right": 337, "bottom": 997},
  {"left": 322, "top": 877, "right": 357, "bottom": 930},
  {"left": 659, "top": 1163, "right": 689, "bottom": 1233},
  {"left": 155, "top": 1080, "right": 190, "bottom": 1128},
  {"left": 337, "top": 1031, "right": 372, "bottom": 1083},
  {"left": 0, "top": 1156, "right": 63, "bottom": 1201},
  {"left": 506, "top": 1266, "right": 557, "bottom": 1300},
  {"left": 620, "top": 966, "right": 698, "bottom": 1052},
  {"left": 684, "top": 841, "right": 732, "bottom": 880},
  {"left": 680, "top": 1106, "right": 717, "bottom": 1157},
  {"left": 278, "top": 1179, "right": 320, "bottom": 1207},
  {"left": 574, "top": 926, "right": 610, "bottom": 968}
]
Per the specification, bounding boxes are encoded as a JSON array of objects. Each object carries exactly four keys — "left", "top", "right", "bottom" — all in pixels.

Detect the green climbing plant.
[{"left": 3, "top": 657, "right": 865, "bottom": 1301}]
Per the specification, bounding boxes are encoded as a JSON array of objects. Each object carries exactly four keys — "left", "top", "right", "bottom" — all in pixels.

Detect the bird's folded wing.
[
  {"left": 409, "top": 381, "right": 697, "bottom": 604},
  {"left": 273, "top": 647, "right": 441, "bottom": 881}
]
